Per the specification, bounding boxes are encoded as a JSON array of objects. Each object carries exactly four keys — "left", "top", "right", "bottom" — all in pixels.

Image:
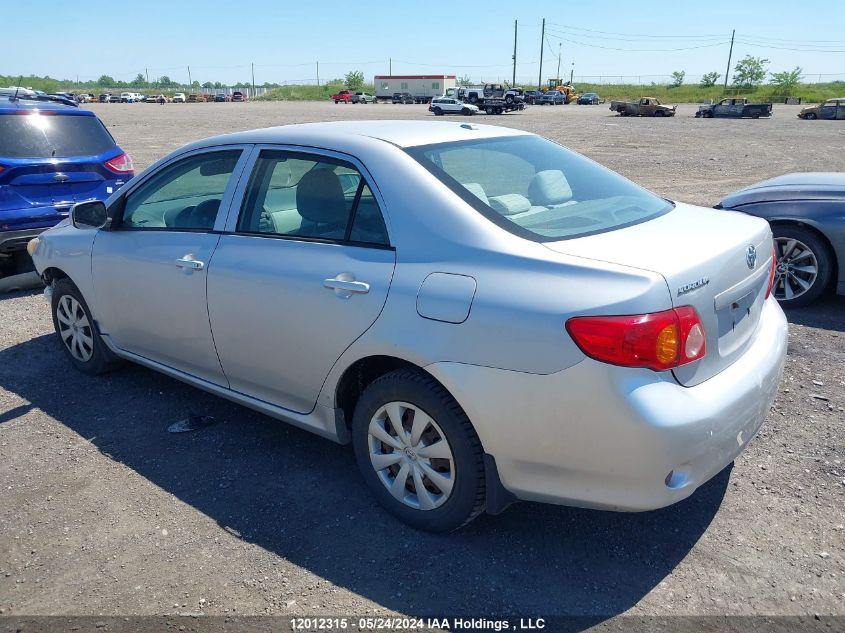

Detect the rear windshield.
[
  {"left": 0, "top": 113, "right": 115, "bottom": 158},
  {"left": 406, "top": 135, "right": 672, "bottom": 241}
]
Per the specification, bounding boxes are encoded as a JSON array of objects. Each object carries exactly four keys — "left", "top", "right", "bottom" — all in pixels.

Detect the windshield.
[
  {"left": 0, "top": 113, "right": 114, "bottom": 158},
  {"left": 406, "top": 135, "right": 673, "bottom": 241}
]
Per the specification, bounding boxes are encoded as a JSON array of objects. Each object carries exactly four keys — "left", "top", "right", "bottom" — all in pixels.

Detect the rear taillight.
[
  {"left": 566, "top": 306, "right": 706, "bottom": 372},
  {"left": 765, "top": 244, "right": 777, "bottom": 300},
  {"left": 104, "top": 153, "right": 134, "bottom": 174}
]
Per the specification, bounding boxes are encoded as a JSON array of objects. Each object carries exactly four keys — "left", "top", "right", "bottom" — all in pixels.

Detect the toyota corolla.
[{"left": 28, "top": 121, "right": 788, "bottom": 532}]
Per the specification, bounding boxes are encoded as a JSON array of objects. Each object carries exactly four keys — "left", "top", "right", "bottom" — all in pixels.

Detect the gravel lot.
[{"left": 1, "top": 101, "right": 843, "bottom": 622}]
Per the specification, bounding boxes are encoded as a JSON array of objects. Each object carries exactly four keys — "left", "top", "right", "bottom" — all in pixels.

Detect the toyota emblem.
[{"left": 746, "top": 245, "right": 757, "bottom": 269}]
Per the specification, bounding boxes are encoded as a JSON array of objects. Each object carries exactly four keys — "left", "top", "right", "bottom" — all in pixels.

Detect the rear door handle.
[
  {"left": 324, "top": 274, "right": 370, "bottom": 298},
  {"left": 175, "top": 256, "right": 205, "bottom": 270}
]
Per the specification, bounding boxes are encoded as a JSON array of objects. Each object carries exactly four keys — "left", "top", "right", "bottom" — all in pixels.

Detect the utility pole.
[
  {"left": 316, "top": 61, "right": 320, "bottom": 86},
  {"left": 512, "top": 20, "right": 518, "bottom": 86},
  {"left": 724, "top": 29, "right": 735, "bottom": 90},
  {"left": 187, "top": 66, "right": 192, "bottom": 87},
  {"left": 251, "top": 62, "right": 255, "bottom": 96},
  {"left": 570, "top": 62, "right": 574, "bottom": 84},
  {"left": 145, "top": 68, "right": 149, "bottom": 84},
  {"left": 389, "top": 57, "right": 392, "bottom": 75},
  {"left": 537, "top": 18, "right": 545, "bottom": 91},
  {"left": 556, "top": 42, "right": 561, "bottom": 78}
]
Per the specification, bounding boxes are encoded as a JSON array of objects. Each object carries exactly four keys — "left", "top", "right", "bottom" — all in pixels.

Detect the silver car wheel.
[
  {"left": 367, "top": 401, "right": 455, "bottom": 511},
  {"left": 774, "top": 237, "right": 819, "bottom": 301},
  {"left": 56, "top": 295, "right": 94, "bottom": 362}
]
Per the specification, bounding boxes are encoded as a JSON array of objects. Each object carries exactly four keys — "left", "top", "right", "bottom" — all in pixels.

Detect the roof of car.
[
  {"left": 0, "top": 97, "right": 93, "bottom": 115},
  {"left": 183, "top": 120, "right": 530, "bottom": 151}
]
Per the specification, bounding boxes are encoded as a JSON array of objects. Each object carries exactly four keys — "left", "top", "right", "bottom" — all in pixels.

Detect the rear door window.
[
  {"left": 0, "top": 113, "right": 115, "bottom": 158},
  {"left": 237, "top": 150, "right": 389, "bottom": 246}
]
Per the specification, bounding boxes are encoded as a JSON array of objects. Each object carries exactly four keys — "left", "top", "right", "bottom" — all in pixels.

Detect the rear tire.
[
  {"left": 351, "top": 368, "right": 486, "bottom": 532},
  {"left": 772, "top": 225, "right": 833, "bottom": 308},
  {"left": 51, "top": 278, "right": 122, "bottom": 375}
]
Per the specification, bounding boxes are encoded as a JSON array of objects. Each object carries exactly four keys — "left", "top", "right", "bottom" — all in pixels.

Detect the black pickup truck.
[{"left": 696, "top": 98, "right": 772, "bottom": 118}]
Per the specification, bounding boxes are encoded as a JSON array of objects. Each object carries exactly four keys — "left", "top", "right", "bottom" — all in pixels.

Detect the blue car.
[{"left": 0, "top": 95, "right": 133, "bottom": 275}]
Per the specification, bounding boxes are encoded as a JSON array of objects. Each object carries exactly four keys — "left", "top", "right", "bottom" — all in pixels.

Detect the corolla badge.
[
  {"left": 746, "top": 245, "right": 757, "bottom": 269},
  {"left": 678, "top": 277, "right": 710, "bottom": 296}
]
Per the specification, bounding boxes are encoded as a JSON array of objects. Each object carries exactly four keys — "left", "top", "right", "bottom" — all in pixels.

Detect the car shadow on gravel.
[
  {"left": 0, "top": 334, "right": 730, "bottom": 620},
  {"left": 783, "top": 294, "right": 845, "bottom": 333}
]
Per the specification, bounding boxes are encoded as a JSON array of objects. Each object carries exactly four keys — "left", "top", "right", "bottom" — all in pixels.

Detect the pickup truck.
[
  {"left": 610, "top": 97, "right": 676, "bottom": 117},
  {"left": 696, "top": 98, "right": 773, "bottom": 119},
  {"left": 331, "top": 90, "right": 355, "bottom": 104}
]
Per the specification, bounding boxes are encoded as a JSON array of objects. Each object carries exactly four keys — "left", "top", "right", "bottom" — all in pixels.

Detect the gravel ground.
[{"left": 0, "top": 102, "right": 843, "bottom": 622}]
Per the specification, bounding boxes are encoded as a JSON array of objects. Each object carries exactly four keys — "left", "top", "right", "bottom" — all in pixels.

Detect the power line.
[
  {"left": 545, "top": 22, "right": 727, "bottom": 38},
  {"left": 545, "top": 32, "right": 730, "bottom": 52}
]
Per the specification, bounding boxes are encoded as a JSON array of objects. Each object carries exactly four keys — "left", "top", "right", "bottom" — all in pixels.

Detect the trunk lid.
[{"left": 545, "top": 202, "right": 773, "bottom": 386}]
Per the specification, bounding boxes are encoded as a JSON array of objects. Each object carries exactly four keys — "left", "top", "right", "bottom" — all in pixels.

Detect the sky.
[{"left": 6, "top": 0, "right": 845, "bottom": 86}]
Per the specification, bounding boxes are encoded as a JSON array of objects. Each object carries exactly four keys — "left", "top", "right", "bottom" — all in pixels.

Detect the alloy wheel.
[
  {"left": 56, "top": 295, "right": 94, "bottom": 362},
  {"left": 367, "top": 401, "right": 455, "bottom": 511},
  {"left": 774, "top": 237, "right": 819, "bottom": 301}
]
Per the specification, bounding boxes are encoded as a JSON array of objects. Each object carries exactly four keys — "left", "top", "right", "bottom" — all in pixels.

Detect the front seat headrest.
[
  {"left": 296, "top": 169, "right": 348, "bottom": 226},
  {"left": 528, "top": 170, "right": 573, "bottom": 206}
]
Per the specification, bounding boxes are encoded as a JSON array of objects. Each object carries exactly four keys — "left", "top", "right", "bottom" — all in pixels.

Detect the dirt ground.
[{"left": 1, "top": 101, "right": 843, "bottom": 623}]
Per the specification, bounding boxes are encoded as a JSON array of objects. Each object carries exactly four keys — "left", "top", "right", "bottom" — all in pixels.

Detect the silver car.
[{"left": 28, "top": 121, "right": 788, "bottom": 532}]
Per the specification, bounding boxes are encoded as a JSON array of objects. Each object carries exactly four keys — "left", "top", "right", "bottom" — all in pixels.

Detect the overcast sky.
[{"left": 7, "top": 0, "right": 845, "bottom": 86}]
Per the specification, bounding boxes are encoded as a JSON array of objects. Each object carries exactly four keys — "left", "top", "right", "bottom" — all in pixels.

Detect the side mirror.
[{"left": 71, "top": 200, "right": 109, "bottom": 229}]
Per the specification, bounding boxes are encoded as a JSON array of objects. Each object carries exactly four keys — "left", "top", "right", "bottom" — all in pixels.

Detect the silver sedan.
[{"left": 28, "top": 121, "right": 788, "bottom": 532}]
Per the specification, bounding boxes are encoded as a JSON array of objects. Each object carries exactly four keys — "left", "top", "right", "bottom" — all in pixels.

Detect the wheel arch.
[{"left": 335, "top": 354, "right": 517, "bottom": 515}]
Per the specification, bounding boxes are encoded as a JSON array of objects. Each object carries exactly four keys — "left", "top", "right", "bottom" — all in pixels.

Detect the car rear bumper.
[{"left": 426, "top": 297, "right": 788, "bottom": 512}]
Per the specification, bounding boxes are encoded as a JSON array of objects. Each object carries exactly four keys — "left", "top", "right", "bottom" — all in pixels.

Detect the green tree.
[
  {"left": 158, "top": 75, "right": 173, "bottom": 88},
  {"left": 97, "top": 75, "right": 116, "bottom": 87},
  {"left": 191, "top": 80, "right": 200, "bottom": 90},
  {"left": 670, "top": 70, "right": 685, "bottom": 88},
  {"left": 345, "top": 70, "right": 364, "bottom": 90},
  {"left": 131, "top": 73, "right": 146, "bottom": 87},
  {"left": 770, "top": 67, "right": 803, "bottom": 92},
  {"left": 699, "top": 71, "right": 721, "bottom": 87},
  {"left": 201, "top": 81, "right": 214, "bottom": 89},
  {"left": 213, "top": 81, "right": 223, "bottom": 89},
  {"left": 732, "top": 55, "right": 769, "bottom": 87}
]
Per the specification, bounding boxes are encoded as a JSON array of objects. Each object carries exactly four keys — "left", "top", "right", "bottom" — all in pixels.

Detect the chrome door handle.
[
  {"left": 175, "top": 256, "right": 204, "bottom": 270},
  {"left": 324, "top": 274, "right": 370, "bottom": 298}
]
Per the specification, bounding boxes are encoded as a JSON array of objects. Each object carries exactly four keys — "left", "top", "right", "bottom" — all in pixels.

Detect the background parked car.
[
  {"left": 717, "top": 172, "right": 845, "bottom": 307},
  {"left": 351, "top": 92, "right": 377, "bottom": 104},
  {"left": 577, "top": 92, "right": 602, "bottom": 105},
  {"left": 392, "top": 92, "right": 415, "bottom": 104},
  {"left": 172, "top": 93, "right": 186, "bottom": 103},
  {"left": 214, "top": 93, "right": 228, "bottom": 102},
  {"left": 429, "top": 98, "right": 478, "bottom": 116},
  {"left": 231, "top": 91, "right": 247, "bottom": 102},
  {"left": 0, "top": 96, "right": 133, "bottom": 279},
  {"left": 187, "top": 94, "right": 202, "bottom": 103},
  {"left": 798, "top": 97, "right": 845, "bottom": 120},
  {"left": 522, "top": 90, "right": 542, "bottom": 104},
  {"left": 537, "top": 91, "right": 565, "bottom": 105},
  {"left": 119, "top": 92, "right": 136, "bottom": 103}
]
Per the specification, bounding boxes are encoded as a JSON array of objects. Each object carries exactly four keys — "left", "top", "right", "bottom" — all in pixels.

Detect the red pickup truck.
[{"left": 331, "top": 90, "right": 354, "bottom": 104}]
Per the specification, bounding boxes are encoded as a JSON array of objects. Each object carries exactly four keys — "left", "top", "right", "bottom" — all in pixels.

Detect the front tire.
[
  {"left": 772, "top": 225, "right": 833, "bottom": 307},
  {"left": 804, "top": 112, "right": 817, "bottom": 120},
  {"left": 352, "top": 368, "right": 486, "bottom": 532},
  {"left": 51, "top": 278, "right": 121, "bottom": 375}
]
